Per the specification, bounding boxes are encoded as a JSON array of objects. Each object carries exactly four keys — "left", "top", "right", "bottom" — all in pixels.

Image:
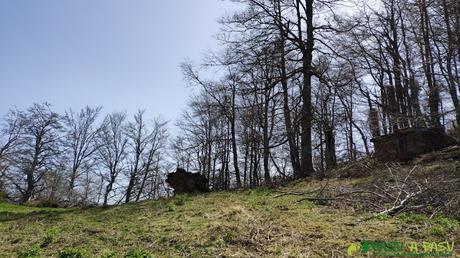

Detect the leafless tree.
[
  {"left": 62, "top": 106, "right": 103, "bottom": 203},
  {"left": 97, "top": 112, "right": 128, "bottom": 206},
  {"left": 5, "top": 103, "right": 62, "bottom": 203},
  {"left": 0, "top": 111, "right": 22, "bottom": 197},
  {"left": 124, "top": 111, "right": 168, "bottom": 203}
]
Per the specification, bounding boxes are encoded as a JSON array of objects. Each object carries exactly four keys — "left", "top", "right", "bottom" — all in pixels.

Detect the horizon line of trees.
[
  {"left": 2, "top": 0, "right": 460, "bottom": 205},
  {"left": 0, "top": 103, "right": 169, "bottom": 205}
]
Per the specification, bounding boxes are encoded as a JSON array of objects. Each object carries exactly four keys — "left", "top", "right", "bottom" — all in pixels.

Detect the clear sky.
[{"left": 0, "top": 0, "right": 237, "bottom": 123}]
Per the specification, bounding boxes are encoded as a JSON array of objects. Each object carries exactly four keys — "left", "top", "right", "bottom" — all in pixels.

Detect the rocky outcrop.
[{"left": 166, "top": 168, "right": 209, "bottom": 195}]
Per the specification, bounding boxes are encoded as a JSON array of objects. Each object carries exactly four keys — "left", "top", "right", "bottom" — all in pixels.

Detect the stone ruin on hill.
[
  {"left": 367, "top": 85, "right": 459, "bottom": 162},
  {"left": 166, "top": 168, "right": 210, "bottom": 195},
  {"left": 371, "top": 127, "right": 457, "bottom": 162}
]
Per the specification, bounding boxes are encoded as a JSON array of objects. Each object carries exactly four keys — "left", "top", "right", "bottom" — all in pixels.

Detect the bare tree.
[
  {"left": 124, "top": 111, "right": 168, "bottom": 203},
  {"left": 97, "top": 112, "right": 128, "bottom": 206},
  {"left": 6, "top": 103, "right": 62, "bottom": 203},
  {"left": 135, "top": 117, "right": 168, "bottom": 201},
  {"left": 63, "top": 106, "right": 102, "bottom": 203},
  {"left": 182, "top": 64, "right": 243, "bottom": 188},
  {"left": 0, "top": 111, "right": 22, "bottom": 197}
]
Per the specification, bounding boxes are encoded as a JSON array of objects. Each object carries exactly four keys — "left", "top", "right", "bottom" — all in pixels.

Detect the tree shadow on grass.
[
  {"left": 1, "top": 197, "right": 182, "bottom": 224},
  {"left": 0, "top": 209, "right": 75, "bottom": 222}
]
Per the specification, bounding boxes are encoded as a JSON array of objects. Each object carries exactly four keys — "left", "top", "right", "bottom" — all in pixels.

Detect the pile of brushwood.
[{"left": 275, "top": 146, "right": 460, "bottom": 219}]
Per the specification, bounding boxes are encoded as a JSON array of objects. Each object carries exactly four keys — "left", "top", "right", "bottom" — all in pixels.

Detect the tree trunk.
[
  {"left": 418, "top": 0, "right": 440, "bottom": 127},
  {"left": 324, "top": 124, "right": 337, "bottom": 169},
  {"left": 299, "top": 0, "right": 315, "bottom": 178},
  {"left": 230, "top": 86, "right": 242, "bottom": 188},
  {"left": 279, "top": 36, "right": 301, "bottom": 178}
]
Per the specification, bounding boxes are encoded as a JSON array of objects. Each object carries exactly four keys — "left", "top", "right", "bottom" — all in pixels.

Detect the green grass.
[
  {"left": 0, "top": 202, "right": 62, "bottom": 213},
  {"left": 0, "top": 183, "right": 459, "bottom": 257}
]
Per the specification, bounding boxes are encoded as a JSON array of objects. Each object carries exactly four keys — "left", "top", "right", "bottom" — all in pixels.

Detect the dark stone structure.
[
  {"left": 166, "top": 168, "right": 209, "bottom": 195},
  {"left": 371, "top": 127, "right": 457, "bottom": 162}
]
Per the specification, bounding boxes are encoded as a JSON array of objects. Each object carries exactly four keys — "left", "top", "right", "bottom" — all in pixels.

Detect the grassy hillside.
[{"left": 1, "top": 155, "right": 459, "bottom": 257}]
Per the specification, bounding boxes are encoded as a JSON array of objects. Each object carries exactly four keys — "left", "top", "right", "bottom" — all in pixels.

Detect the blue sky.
[{"left": 0, "top": 0, "right": 237, "bottom": 123}]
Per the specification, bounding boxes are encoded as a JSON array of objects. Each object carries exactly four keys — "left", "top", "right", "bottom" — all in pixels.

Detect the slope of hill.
[{"left": 1, "top": 151, "right": 459, "bottom": 257}]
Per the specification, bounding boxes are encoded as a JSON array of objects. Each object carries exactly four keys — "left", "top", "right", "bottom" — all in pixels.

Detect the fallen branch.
[
  {"left": 376, "top": 186, "right": 426, "bottom": 216},
  {"left": 296, "top": 197, "right": 344, "bottom": 203},
  {"left": 273, "top": 188, "right": 322, "bottom": 198}
]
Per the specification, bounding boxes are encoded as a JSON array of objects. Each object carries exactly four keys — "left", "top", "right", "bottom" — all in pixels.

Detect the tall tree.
[
  {"left": 63, "top": 106, "right": 102, "bottom": 202},
  {"left": 124, "top": 111, "right": 168, "bottom": 203},
  {"left": 8, "top": 104, "right": 62, "bottom": 203},
  {"left": 97, "top": 112, "right": 128, "bottom": 206}
]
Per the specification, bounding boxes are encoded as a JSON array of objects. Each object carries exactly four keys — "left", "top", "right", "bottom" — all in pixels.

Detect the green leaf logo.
[{"left": 347, "top": 243, "right": 360, "bottom": 256}]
